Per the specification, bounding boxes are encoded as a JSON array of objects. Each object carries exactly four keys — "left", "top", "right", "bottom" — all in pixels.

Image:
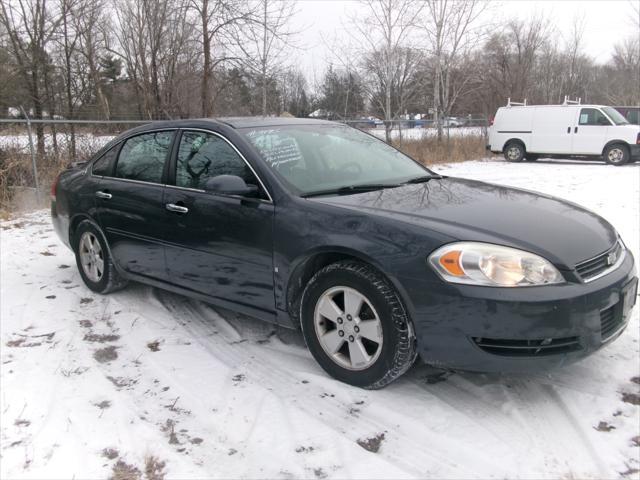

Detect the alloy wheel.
[
  {"left": 79, "top": 231, "right": 104, "bottom": 282},
  {"left": 313, "top": 286, "right": 383, "bottom": 371}
]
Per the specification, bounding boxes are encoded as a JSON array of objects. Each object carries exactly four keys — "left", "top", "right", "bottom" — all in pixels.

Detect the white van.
[{"left": 487, "top": 102, "right": 640, "bottom": 165}]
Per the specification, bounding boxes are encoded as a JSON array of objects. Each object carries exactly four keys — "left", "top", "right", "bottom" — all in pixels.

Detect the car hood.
[{"left": 310, "top": 177, "right": 618, "bottom": 269}]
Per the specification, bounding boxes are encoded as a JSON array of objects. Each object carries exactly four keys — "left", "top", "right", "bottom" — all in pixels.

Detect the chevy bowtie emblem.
[{"left": 607, "top": 252, "right": 617, "bottom": 266}]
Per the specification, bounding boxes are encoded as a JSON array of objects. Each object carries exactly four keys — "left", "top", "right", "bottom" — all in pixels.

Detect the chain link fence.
[{"left": 0, "top": 113, "right": 490, "bottom": 212}]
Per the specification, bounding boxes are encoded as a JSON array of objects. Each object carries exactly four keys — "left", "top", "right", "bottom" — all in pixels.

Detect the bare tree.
[
  {"left": 423, "top": 0, "right": 488, "bottom": 139},
  {"left": 111, "top": 0, "right": 195, "bottom": 119},
  {"left": 188, "top": 0, "right": 252, "bottom": 116},
  {"left": 0, "top": 0, "right": 64, "bottom": 155},
  {"left": 74, "top": 0, "right": 111, "bottom": 120},
  {"left": 232, "top": 0, "right": 297, "bottom": 116},
  {"left": 349, "top": 0, "right": 423, "bottom": 142}
]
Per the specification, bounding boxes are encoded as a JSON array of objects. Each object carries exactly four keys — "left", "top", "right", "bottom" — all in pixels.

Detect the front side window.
[
  {"left": 242, "top": 125, "right": 430, "bottom": 195},
  {"left": 175, "top": 131, "right": 259, "bottom": 191},
  {"left": 92, "top": 144, "right": 119, "bottom": 176},
  {"left": 578, "top": 108, "right": 611, "bottom": 126},
  {"left": 115, "top": 131, "right": 174, "bottom": 183}
]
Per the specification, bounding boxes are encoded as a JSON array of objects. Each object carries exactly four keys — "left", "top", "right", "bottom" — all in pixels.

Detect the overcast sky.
[{"left": 292, "top": 0, "right": 640, "bottom": 84}]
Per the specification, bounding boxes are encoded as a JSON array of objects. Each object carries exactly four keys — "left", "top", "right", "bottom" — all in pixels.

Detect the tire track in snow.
[{"left": 152, "top": 290, "right": 489, "bottom": 478}]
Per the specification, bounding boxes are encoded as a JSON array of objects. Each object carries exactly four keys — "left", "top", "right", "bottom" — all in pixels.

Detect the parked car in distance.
[
  {"left": 52, "top": 118, "right": 637, "bottom": 388},
  {"left": 441, "top": 117, "right": 463, "bottom": 127},
  {"left": 613, "top": 106, "right": 640, "bottom": 125},
  {"left": 488, "top": 103, "right": 640, "bottom": 165}
]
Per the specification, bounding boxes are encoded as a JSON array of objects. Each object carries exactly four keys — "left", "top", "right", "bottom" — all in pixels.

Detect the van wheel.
[
  {"left": 504, "top": 142, "right": 525, "bottom": 162},
  {"left": 603, "top": 144, "right": 629, "bottom": 166},
  {"left": 73, "top": 220, "right": 128, "bottom": 294},
  {"left": 300, "top": 260, "right": 417, "bottom": 389}
]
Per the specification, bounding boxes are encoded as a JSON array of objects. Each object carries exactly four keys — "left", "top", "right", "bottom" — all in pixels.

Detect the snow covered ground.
[
  {"left": 0, "top": 133, "right": 115, "bottom": 154},
  {"left": 368, "top": 126, "right": 484, "bottom": 140},
  {"left": 1, "top": 158, "right": 639, "bottom": 479}
]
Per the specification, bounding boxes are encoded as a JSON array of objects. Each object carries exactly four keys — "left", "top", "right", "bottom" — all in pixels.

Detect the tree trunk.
[
  {"left": 261, "top": 0, "right": 268, "bottom": 116},
  {"left": 201, "top": 0, "right": 211, "bottom": 116}
]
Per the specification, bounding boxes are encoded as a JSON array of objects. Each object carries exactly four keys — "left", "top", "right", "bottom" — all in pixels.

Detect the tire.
[
  {"left": 73, "top": 220, "right": 128, "bottom": 294},
  {"left": 300, "top": 260, "right": 417, "bottom": 389},
  {"left": 503, "top": 142, "right": 525, "bottom": 162},
  {"left": 603, "top": 144, "right": 630, "bottom": 166}
]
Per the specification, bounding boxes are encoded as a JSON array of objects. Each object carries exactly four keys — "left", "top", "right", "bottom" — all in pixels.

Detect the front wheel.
[
  {"left": 504, "top": 142, "right": 525, "bottom": 162},
  {"left": 603, "top": 144, "right": 630, "bottom": 166},
  {"left": 300, "top": 261, "right": 417, "bottom": 389}
]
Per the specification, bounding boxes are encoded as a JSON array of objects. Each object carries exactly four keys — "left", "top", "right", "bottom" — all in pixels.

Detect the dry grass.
[
  {"left": 393, "top": 134, "right": 497, "bottom": 166},
  {"left": 0, "top": 142, "right": 100, "bottom": 214}
]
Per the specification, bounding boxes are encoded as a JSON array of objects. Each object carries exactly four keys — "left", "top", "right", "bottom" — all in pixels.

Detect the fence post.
[{"left": 19, "top": 106, "right": 40, "bottom": 201}]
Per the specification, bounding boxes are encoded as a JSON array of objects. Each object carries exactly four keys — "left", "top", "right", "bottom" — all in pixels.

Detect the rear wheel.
[
  {"left": 73, "top": 220, "right": 128, "bottom": 294},
  {"left": 504, "top": 142, "right": 525, "bottom": 162},
  {"left": 300, "top": 260, "right": 416, "bottom": 389},
  {"left": 603, "top": 144, "right": 629, "bottom": 166}
]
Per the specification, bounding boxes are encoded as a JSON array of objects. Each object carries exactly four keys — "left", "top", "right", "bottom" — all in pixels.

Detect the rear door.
[
  {"left": 529, "top": 107, "right": 574, "bottom": 154},
  {"left": 572, "top": 108, "right": 610, "bottom": 155},
  {"left": 95, "top": 130, "right": 175, "bottom": 280},
  {"left": 161, "top": 129, "right": 276, "bottom": 317}
]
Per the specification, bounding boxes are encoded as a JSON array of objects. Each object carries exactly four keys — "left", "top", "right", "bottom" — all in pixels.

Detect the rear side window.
[
  {"left": 92, "top": 145, "right": 119, "bottom": 176},
  {"left": 175, "top": 131, "right": 258, "bottom": 190},
  {"left": 578, "top": 108, "right": 611, "bottom": 126},
  {"left": 115, "top": 131, "right": 174, "bottom": 183}
]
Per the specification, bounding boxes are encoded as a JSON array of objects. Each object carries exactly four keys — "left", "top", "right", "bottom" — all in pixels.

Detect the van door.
[
  {"left": 529, "top": 106, "right": 574, "bottom": 154},
  {"left": 572, "top": 108, "right": 610, "bottom": 155}
]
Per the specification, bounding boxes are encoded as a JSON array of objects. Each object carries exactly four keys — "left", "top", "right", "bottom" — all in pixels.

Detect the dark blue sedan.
[{"left": 51, "top": 118, "right": 638, "bottom": 388}]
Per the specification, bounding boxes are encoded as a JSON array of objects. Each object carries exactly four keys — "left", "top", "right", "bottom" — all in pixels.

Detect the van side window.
[
  {"left": 92, "top": 144, "right": 119, "bottom": 176},
  {"left": 115, "top": 131, "right": 174, "bottom": 183},
  {"left": 579, "top": 108, "right": 611, "bottom": 126}
]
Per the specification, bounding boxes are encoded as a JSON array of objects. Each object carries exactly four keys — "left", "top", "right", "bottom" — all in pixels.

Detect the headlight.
[{"left": 428, "top": 242, "right": 564, "bottom": 287}]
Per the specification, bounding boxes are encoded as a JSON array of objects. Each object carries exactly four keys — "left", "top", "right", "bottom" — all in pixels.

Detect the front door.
[
  {"left": 572, "top": 108, "right": 610, "bottom": 155},
  {"left": 95, "top": 130, "right": 175, "bottom": 281},
  {"left": 162, "top": 129, "right": 276, "bottom": 317}
]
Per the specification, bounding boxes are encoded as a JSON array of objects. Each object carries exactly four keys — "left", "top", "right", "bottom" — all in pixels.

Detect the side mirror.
[{"left": 204, "top": 175, "right": 258, "bottom": 196}]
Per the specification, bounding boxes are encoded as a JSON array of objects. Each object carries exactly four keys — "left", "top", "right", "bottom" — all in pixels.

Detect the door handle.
[
  {"left": 95, "top": 190, "right": 112, "bottom": 199},
  {"left": 574, "top": 126, "right": 578, "bottom": 133},
  {"left": 166, "top": 203, "right": 189, "bottom": 214}
]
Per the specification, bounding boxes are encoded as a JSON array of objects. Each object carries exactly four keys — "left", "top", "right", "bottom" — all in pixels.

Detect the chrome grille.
[{"left": 575, "top": 242, "right": 623, "bottom": 281}]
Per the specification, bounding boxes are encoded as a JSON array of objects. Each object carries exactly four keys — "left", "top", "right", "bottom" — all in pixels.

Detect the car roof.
[
  {"left": 216, "top": 117, "right": 337, "bottom": 128},
  {"left": 124, "top": 117, "right": 338, "bottom": 132}
]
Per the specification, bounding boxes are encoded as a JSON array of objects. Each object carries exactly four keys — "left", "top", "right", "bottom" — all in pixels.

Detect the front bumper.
[{"left": 401, "top": 252, "right": 637, "bottom": 373}]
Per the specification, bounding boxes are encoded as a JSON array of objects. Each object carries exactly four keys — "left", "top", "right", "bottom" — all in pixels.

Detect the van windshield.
[{"left": 602, "top": 107, "right": 630, "bottom": 126}]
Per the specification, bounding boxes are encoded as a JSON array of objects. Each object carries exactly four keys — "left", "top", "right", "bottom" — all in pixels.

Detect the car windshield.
[
  {"left": 241, "top": 124, "right": 432, "bottom": 196},
  {"left": 602, "top": 107, "right": 629, "bottom": 125}
]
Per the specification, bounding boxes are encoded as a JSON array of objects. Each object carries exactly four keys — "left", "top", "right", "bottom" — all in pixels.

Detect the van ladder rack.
[
  {"left": 562, "top": 96, "right": 581, "bottom": 105},
  {"left": 506, "top": 98, "right": 527, "bottom": 107}
]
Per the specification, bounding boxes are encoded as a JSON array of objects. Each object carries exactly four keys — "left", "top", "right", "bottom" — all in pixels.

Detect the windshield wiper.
[
  {"left": 301, "top": 183, "right": 400, "bottom": 198},
  {"left": 404, "top": 174, "right": 444, "bottom": 184}
]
